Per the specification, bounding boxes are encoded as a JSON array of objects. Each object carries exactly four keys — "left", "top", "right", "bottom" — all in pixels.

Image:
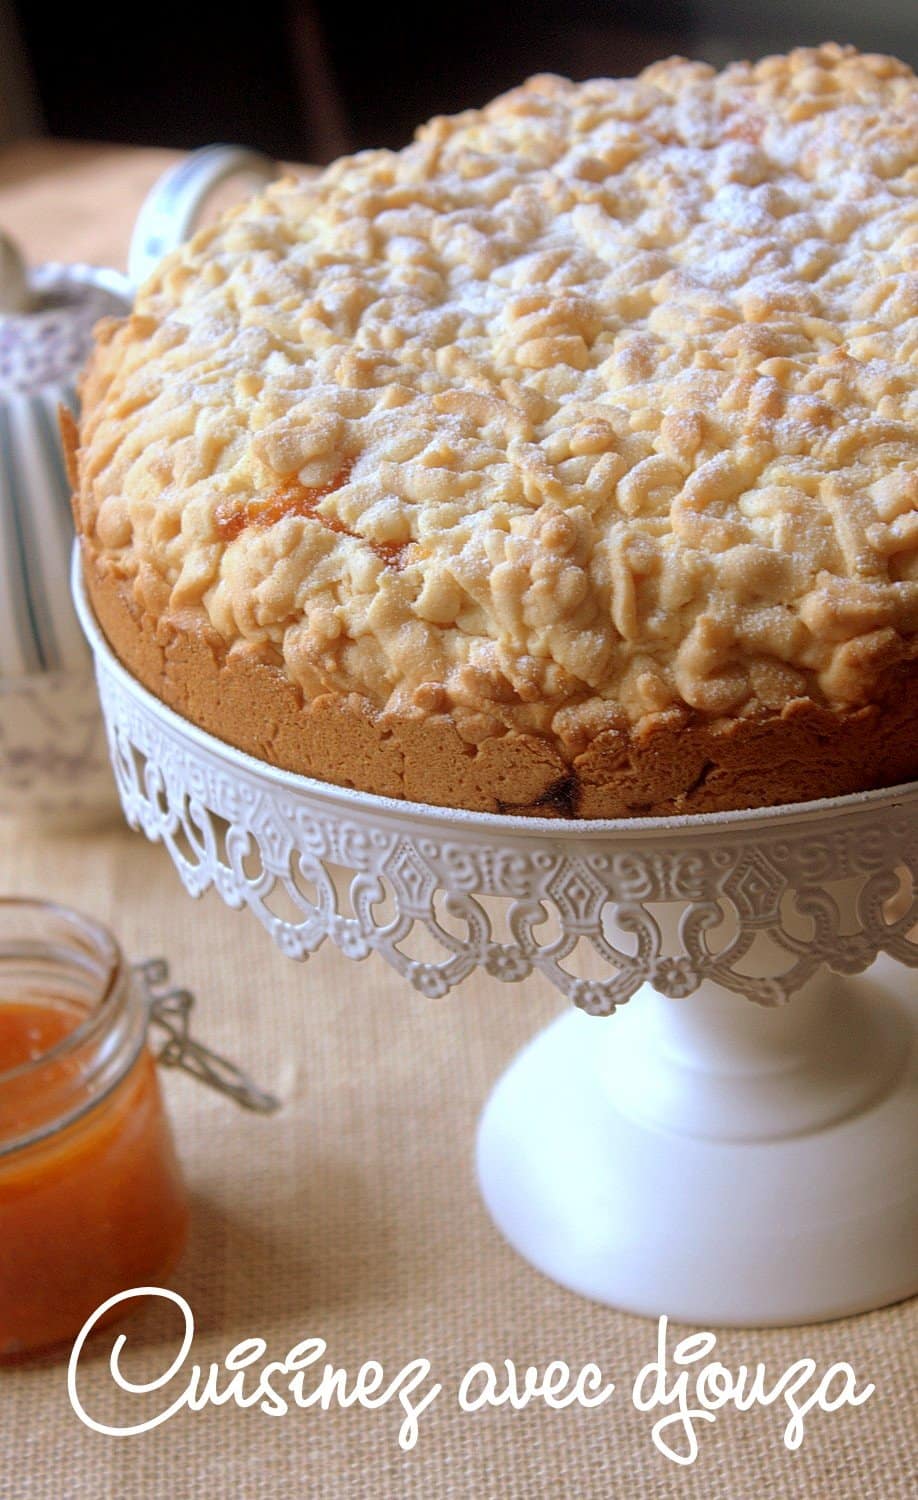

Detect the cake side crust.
[{"left": 83, "top": 544, "right": 918, "bottom": 817}]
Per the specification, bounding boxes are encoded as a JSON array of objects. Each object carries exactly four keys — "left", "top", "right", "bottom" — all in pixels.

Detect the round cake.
[{"left": 69, "top": 44, "right": 918, "bottom": 816}]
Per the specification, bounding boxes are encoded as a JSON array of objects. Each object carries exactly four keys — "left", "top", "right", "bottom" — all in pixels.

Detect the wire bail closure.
[{"left": 134, "top": 958, "right": 280, "bottom": 1114}]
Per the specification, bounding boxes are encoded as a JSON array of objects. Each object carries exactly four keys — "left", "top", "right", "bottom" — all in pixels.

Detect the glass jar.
[{"left": 0, "top": 898, "right": 189, "bottom": 1360}]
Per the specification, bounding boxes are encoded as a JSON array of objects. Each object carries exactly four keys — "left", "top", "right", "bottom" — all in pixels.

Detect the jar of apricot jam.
[{"left": 0, "top": 898, "right": 189, "bottom": 1360}]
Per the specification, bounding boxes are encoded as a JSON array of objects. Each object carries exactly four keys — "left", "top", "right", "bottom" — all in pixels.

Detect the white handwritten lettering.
[
  {"left": 68, "top": 1295, "right": 875, "bottom": 1465},
  {"left": 631, "top": 1316, "right": 875, "bottom": 1465},
  {"left": 457, "top": 1359, "right": 615, "bottom": 1412},
  {"left": 68, "top": 1288, "right": 442, "bottom": 1451}
]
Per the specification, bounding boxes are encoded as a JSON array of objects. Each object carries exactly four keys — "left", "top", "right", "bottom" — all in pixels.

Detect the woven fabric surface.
[{"left": 0, "top": 820, "right": 915, "bottom": 1500}]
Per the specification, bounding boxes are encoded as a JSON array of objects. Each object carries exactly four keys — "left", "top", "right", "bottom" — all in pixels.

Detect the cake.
[{"left": 68, "top": 44, "right": 918, "bottom": 816}]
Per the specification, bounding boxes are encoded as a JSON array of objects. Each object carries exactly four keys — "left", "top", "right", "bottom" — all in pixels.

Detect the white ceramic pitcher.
[{"left": 0, "top": 146, "right": 277, "bottom": 825}]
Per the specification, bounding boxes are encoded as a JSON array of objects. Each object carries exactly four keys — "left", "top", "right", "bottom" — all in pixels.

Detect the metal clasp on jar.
[{"left": 134, "top": 958, "right": 280, "bottom": 1114}]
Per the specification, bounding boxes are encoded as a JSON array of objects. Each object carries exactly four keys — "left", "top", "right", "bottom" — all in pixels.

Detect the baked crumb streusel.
[{"left": 71, "top": 44, "right": 918, "bottom": 815}]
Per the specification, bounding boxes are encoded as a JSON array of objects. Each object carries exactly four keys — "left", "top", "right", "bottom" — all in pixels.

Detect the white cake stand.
[{"left": 72, "top": 553, "right": 918, "bottom": 1326}]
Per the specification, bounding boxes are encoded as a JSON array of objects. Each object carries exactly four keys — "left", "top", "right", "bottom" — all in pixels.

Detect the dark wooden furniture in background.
[{"left": 5, "top": 0, "right": 918, "bottom": 161}]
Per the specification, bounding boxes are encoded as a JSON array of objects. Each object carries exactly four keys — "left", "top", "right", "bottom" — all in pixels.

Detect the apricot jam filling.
[
  {"left": 0, "top": 902, "right": 188, "bottom": 1361},
  {"left": 214, "top": 460, "right": 408, "bottom": 568}
]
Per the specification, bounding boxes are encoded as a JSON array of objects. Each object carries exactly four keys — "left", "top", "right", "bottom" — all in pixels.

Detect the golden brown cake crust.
[
  {"left": 72, "top": 45, "right": 918, "bottom": 815},
  {"left": 81, "top": 544, "right": 918, "bottom": 816}
]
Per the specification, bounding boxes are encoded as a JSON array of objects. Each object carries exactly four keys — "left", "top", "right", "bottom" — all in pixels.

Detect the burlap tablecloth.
[{"left": 0, "top": 143, "right": 915, "bottom": 1500}]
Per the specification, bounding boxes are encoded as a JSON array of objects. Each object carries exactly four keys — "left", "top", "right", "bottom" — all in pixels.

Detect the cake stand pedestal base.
[{"left": 477, "top": 957, "right": 918, "bottom": 1325}]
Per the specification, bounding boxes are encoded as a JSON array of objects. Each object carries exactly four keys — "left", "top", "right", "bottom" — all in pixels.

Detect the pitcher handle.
[{"left": 128, "top": 144, "right": 277, "bottom": 287}]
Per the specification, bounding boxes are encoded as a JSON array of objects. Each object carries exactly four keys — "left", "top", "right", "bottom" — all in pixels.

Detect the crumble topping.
[{"left": 78, "top": 45, "right": 918, "bottom": 737}]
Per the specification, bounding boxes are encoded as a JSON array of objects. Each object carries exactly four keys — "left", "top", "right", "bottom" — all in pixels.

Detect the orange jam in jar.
[{"left": 0, "top": 899, "right": 188, "bottom": 1360}]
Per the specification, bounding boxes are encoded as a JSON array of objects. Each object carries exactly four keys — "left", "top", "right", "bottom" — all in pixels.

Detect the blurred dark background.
[{"left": 2, "top": 0, "right": 917, "bottom": 159}]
